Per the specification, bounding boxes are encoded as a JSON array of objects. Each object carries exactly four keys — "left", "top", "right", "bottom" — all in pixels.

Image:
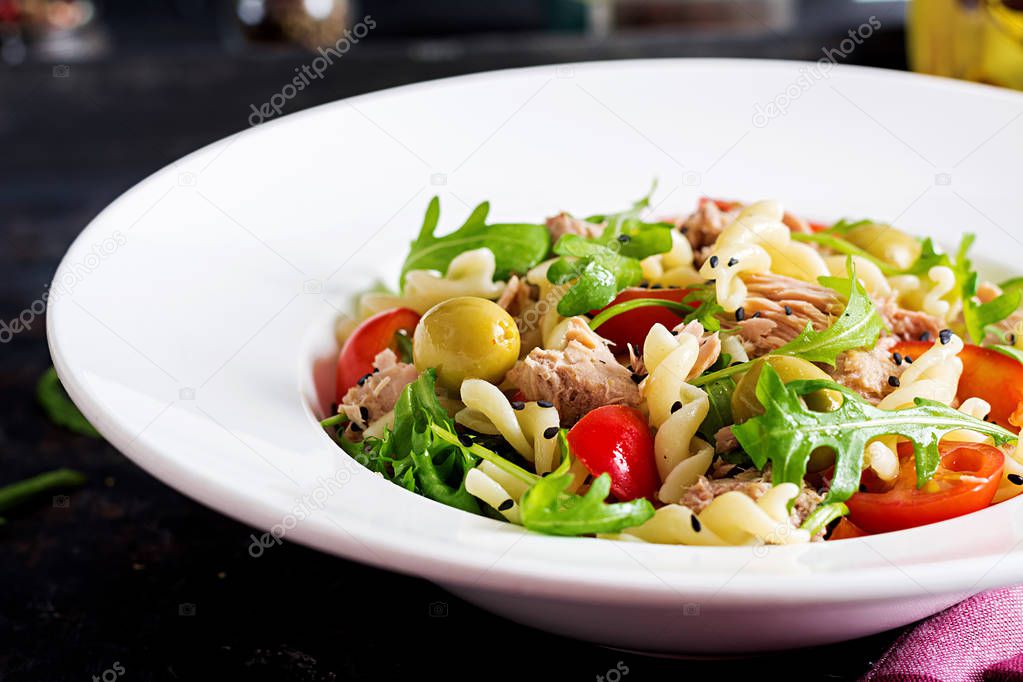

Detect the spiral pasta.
[
  {"left": 824, "top": 254, "right": 891, "bottom": 298},
  {"left": 888, "top": 266, "right": 961, "bottom": 323},
  {"left": 640, "top": 323, "right": 713, "bottom": 503},
  {"left": 698, "top": 200, "right": 829, "bottom": 312},
  {"left": 464, "top": 460, "right": 532, "bottom": 522},
  {"left": 623, "top": 483, "right": 811, "bottom": 546},
  {"left": 360, "top": 248, "right": 505, "bottom": 316},
  {"left": 878, "top": 334, "right": 963, "bottom": 410},
  {"left": 641, "top": 231, "right": 703, "bottom": 288},
  {"left": 456, "top": 379, "right": 561, "bottom": 473}
]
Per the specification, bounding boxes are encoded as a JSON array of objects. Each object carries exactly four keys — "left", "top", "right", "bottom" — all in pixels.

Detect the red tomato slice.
[
  {"left": 591, "top": 288, "right": 691, "bottom": 353},
  {"left": 566, "top": 405, "right": 659, "bottom": 501},
  {"left": 336, "top": 308, "right": 420, "bottom": 400},
  {"left": 891, "top": 341, "right": 1023, "bottom": 429},
  {"left": 845, "top": 441, "right": 1004, "bottom": 534},
  {"left": 828, "top": 518, "right": 870, "bottom": 540}
]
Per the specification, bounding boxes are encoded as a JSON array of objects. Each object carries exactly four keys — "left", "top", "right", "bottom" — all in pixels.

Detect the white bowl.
[{"left": 48, "top": 59, "right": 1023, "bottom": 655}]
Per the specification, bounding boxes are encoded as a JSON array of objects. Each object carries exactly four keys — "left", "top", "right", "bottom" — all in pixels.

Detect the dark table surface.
[{"left": 2, "top": 18, "right": 913, "bottom": 680}]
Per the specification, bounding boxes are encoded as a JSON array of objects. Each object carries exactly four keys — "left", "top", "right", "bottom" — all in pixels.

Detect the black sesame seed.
[
  {"left": 670, "top": 401, "right": 683, "bottom": 414},
  {"left": 690, "top": 515, "right": 702, "bottom": 532},
  {"left": 542, "top": 426, "right": 559, "bottom": 439},
  {"left": 650, "top": 283, "right": 663, "bottom": 289},
  {"left": 373, "top": 367, "right": 380, "bottom": 373},
  {"left": 920, "top": 331, "right": 933, "bottom": 342},
  {"left": 679, "top": 226, "right": 689, "bottom": 235},
  {"left": 905, "top": 356, "right": 914, "bottom": 364},
  {"left": 617, "top": 234, "right": 631, "bottom": 243},
  {"left": 1009, "top": 474, "right": 1023, "bottom": 486},
  {"left": 939, "top": 329, "right": 953, "bottom": 345},
  {"left": 511, "top": 401, "right": 525, "bottom": 410},
  {"left": 1011, "top": 334, "right": 1018, "bottom": 345},
  {"left": 751, "top": 311, "right": 762, "bottom": 319},
  {"left": 359, "top": 406, "right": 370, "bottom": 421},
  {"left": 727, "top": 257, "right": 739, "bottom": 267},
  {"left": 893, "top": 352, "right": 903, "bottom": 365},
  {"left": 709, "top": 255, "right": 720, "bottom": 268},
  {"left": 498, "top": 499, "right": 514, "bottom": 511},
  {"left": 888, "top": 376, "right": 901, "bottom": 387},
  {"left": 735, "top": 307, "right": 746, "bottom": 322},
  {"left": 537, "top": 400, "right": 554, "bottom": 408},
  {"left": 357, "top": 373, "right": 373, "bottom": 386},
  {"left": 458, "top": 433, "right": 473, "bottom": 447},
  {"left": 784, "top": 305, "right": 792, "bottom": 316}
]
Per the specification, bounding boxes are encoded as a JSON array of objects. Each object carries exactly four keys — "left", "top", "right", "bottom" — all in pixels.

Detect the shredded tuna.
[
  {"left": 673, "top": 320, "right": 722, "bottom": 379},
  {"left": 545, "top": 212, "right": 603, "bottom": 244},
  {"left": 506, "top": 317, "right": 641, "bottom": 426},
  {"left": 720, "top": 273, "right": 843, "bottom": 357},
  {"left": 715, "top": 425, "right": 739, "bottom": 453},
  {"left": 679, "top": 473, "right": 823, "bottom": 530},
  {"left": 340, "top": 349, "right": 418, "bottom": 439},
  {"left": 825, "top": 336, "right": 905, "bottom": 404},
  {"left": 781, "top": 211, "right": 813, "bottom": 234},
  {"left": 677, "top": 201, "right": 740, "bottom": 267},
  {"left": 874, "top": 294, "right": 944, "bottom": 342},
  {"left": 496, "top": 275, "right": 537, "bottom": 320}
]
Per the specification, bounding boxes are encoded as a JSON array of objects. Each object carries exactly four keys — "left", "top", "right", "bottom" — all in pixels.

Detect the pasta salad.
[{"left": 321, "top": 190, "right": 1023, "bottom": 545}]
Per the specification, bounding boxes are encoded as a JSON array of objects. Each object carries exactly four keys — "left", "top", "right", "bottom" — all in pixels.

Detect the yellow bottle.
[{"left": 909, "top": 0, "right": 1023, "bottom": 90}]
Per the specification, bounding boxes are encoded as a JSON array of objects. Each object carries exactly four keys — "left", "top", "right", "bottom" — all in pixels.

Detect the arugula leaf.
[
  {"left": 901, "top": 237, "right": 951, "bottom": 276},
  {"left": 346, "top": 369, "right": 481, "bottom": 514},
  {"left": 999, "top": 276, "right": 1023, "bottom": 295},
  {"left": 547, "top": 235, "right": 644, "bottom": 316},
  {"left": 690, "top": 260, "right": 881, "bottom": 386},
  {"left": 827, "top": 218, "right": 872, "bottom": 235},
  {"left": 36, "top": 367, "right": 100, "bottom": 438},
  {"left": 732, "top": 364, "right": 1017, "bottom": 503},
  {"left": 954, "top": 234, "right": 1022, "bottom": 343},
  {"left": 791, "top": 232, "right": 900, "bottom": 276},
  {"left": 800, "top": 502, "right": 848, "bottom": 537},
  {"left": 771, "top": 261, "right": 884, "bottom": 365},
  {"left": 546, "top": 188, "right": 674, "bottom": 316},
  {"left": 518, "top": 432, "right": 654, "bottom": 536},
  {"left": 681, "top": 285, "right": 725, "bottom": 332},
  {"left": 400, "top": 197, "right": 550, "bottom": 287},
  {"left": 697, "top": 378, "right": 736, "bottom": 442}
]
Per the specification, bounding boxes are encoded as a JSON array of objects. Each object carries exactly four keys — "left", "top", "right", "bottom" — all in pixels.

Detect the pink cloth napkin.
[{"left": 864, "top": 586, "right": 1023, "bottom": 681}]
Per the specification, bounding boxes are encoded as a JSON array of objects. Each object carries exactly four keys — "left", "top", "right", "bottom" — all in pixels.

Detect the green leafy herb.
[
  {"left": 999, "top": 276, "right": 1023, "bottom": 295},
  {"left": 518, "top": 432, "right": 654, "bottom": 536},
  {"left": 691, "top": 260, "right": 882, "bottom": 386},
  {"left": 901, "top": 237, "right": 951, "bottom": 276},
  {"left": 791, "top": 232, "right": 900, "bottom": 276},
  {"left": 955, "top": 234, "right": 1022, "bottom": 343},
  {"left": 681, "top": 285, "right": 724, "bottom": 332},
  {"left": 732, "top": 365, "right": 1017, "bottom": 504},
  {"left": 344, "top": 369, "right": 481, "bottom": 514},
  {"left": 800, "top": 502, "right": 848, "bottom": 538},
  {"left": 547, "top": 188, "right": 674, "bottom": 316},
  {"left": 827, "top": 218, "right": 872, "bottom": 235},
  {"left": 400, "top": 197, "right": 550, "bottom": 287},
  {"left": 548, "top": 236, "right": 645, "bottom": 316},
  {"left": 36, "top": 367, "right": 100, "bottom": 438},
  {"left": 0, "top": 468, "right": 86, "bottom": 523},
  {"left": 697, "top": 378, "right": 736, "bottom": 442}
]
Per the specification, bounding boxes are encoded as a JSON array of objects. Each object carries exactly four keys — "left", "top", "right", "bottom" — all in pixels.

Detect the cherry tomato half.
[
  {"left": 566, "top": 405, "right": 659, "bottom": 501},
  {"left": 590, "top": 288, "right": 691, "bottom": 353},
  {"left": 336, "top": 307, "right": 420, "bottom": 400},
  {"left": 891, "top": 341, "right": 1023, "bottom": 429},
  {"left": 845, "top": 441, "right": 1004, "bottom": 534}
]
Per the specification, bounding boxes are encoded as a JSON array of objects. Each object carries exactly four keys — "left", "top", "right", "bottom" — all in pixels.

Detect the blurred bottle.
[{"left": 908, "top": 0, "right": 1023, "bottom": 90}]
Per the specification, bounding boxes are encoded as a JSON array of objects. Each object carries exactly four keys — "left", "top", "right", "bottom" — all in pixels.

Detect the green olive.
[
  {"left": 842, "top": 223, "right": 922, "bottom": 270},
  {"left": 413, "top": 296, "right": 520, "bottom": 392},
  {"left": 731, "top": 356, "right": 843, "bottom": 424}
]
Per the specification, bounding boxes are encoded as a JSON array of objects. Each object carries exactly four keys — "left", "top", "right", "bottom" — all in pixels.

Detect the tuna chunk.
[
  {"left": 339, "top": 349, "right": 418, "bottom": 438},
  {"left": 874, "top": 294, "right": 944, "bottom": 342},
  {"left": 673, "top": 320, "right": 721, "bottom": 379},
  {"left": 715, "top": 425, "right": 739, "bottom": 453},
  {"left": 825, "top": 336, "right": 904, "bottom": 404},
  {"left": 679, "top": 473, "right": 823, "bottom": 530},
  {"left": 506, "top": 317, "right": 641, "bottom": 426},
  {"left": 677, "top": 200, "right": 740, "bottom": 266},
  {"left": 545, "top": 212, "right": 603, "bottom": 244},
  {"left": 720, "top": 273, "right": 843, "bottom": 357}
]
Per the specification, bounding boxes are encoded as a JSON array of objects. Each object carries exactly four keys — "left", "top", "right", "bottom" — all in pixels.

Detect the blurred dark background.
[{"left": 3, "top": 1, "right": 919, "bottom": 680}]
